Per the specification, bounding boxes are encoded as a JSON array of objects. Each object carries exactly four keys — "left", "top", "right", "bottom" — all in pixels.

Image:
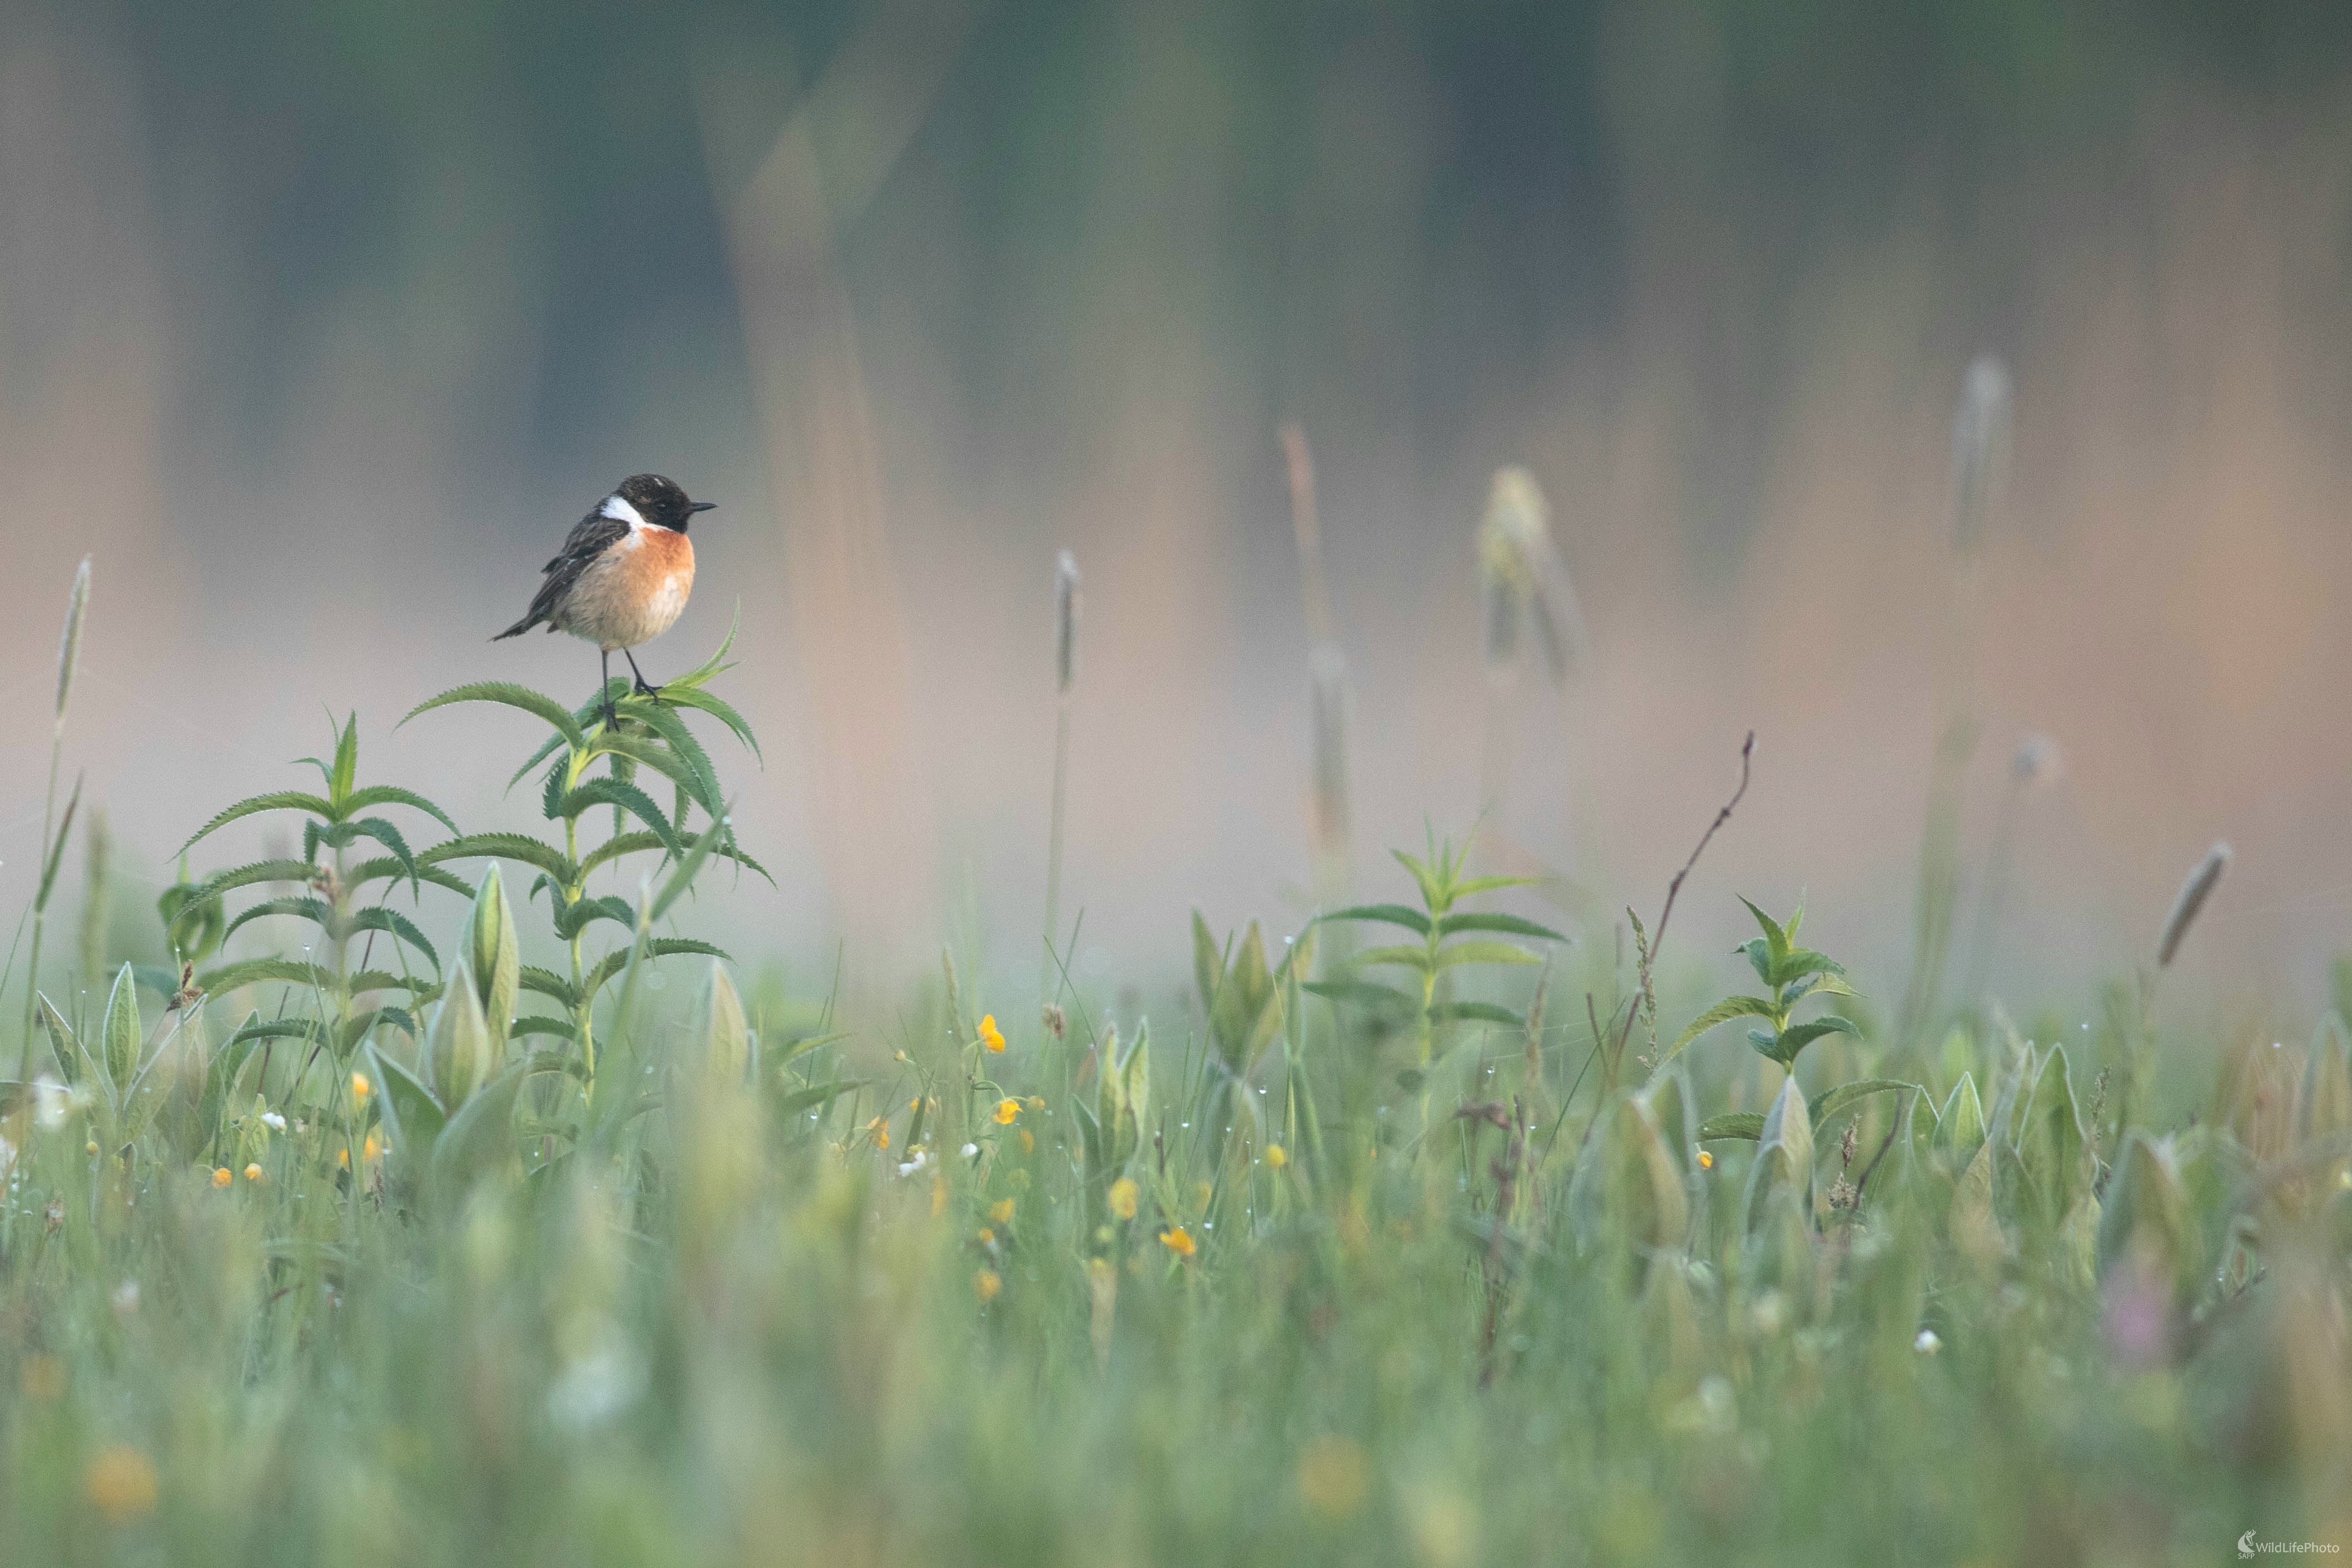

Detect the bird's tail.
[{"left": 492, "top": 614, "right": 540, "bottom": 641}]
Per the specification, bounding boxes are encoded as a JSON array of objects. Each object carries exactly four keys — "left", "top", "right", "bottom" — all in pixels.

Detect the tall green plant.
[
  {"left": 399, "top": 622, "right": 766, "bottom": 1086},
  {"left": 16, "top": 559, "right": 90, "bottom": 1069},
  {"left": 1308, "top": 831, "right": 1565, "bottom": 1071},
  {"left": 177, "top": 712, "right": 461, "bottom": 1064}
]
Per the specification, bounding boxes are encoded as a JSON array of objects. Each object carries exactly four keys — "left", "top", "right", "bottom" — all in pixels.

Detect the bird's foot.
[
  {"left": 600, "top": 698, "right": 621, "bottom": 731},
  {"left": 631, "top": 677, "right": 660, "bottom": 698}
]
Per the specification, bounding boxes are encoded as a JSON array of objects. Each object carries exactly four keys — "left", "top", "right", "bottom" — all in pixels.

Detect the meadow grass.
[{"left": 1, "top": 568, "right": 2348, "bottom": 1568}]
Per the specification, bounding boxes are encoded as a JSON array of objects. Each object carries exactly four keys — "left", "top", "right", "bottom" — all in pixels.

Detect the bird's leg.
[
  {"left": 623, "top": 648, "right": 659, "bottom": 698},
  {"left": 599, "top": 650, "right": 619, "bottom": 730}
]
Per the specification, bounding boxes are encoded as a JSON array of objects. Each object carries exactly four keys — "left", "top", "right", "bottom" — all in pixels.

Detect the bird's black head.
[{"left": 611, "top": 473, "right": 716, "bottom": 534}]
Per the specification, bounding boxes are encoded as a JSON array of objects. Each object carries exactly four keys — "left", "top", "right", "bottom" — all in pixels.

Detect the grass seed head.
[
  {"left": 1951, "top": 354, "right": 2012, "bottom": 552},
  {"left": 1053, "top": 549, "right": 1080, "bottom": 696},
  {"left": 2156, "top": 841, "right": 2230, "bottom": 968},
  {"left": 54, "top": 557, "right": 90, "bottom": 728}
]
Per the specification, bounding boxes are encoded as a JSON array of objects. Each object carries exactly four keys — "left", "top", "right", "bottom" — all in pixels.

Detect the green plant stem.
[
  {"left": 19, "top": 728, "right": 65, "bottom": 1078},
  {"left": 565, "top": 743, "right": 594, "bottom": 1091},
  {"left": 1041, "top": 696, "right": 1071, "bottom": 1004}
]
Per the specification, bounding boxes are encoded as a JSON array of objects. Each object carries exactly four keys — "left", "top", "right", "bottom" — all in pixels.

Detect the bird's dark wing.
[{"left": 493, "top": 508, "right": 632, "bottom": 639}]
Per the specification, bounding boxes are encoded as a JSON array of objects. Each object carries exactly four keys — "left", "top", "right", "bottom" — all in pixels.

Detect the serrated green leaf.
[
  {"left": 221, "top": 896, "right": 333, "bottom": 946},
  {"left": 1738, "top": 897, "right": 1791, "bottom": 970},
  {"left": 1434, "top": 940, "right": 1543, "bottom": 970},
  {"left": 1449, "top": 873, "right": 1540, "bottom": 900},
  {"left": 1765, "top": 1015, "right": 1858, "bottom": 1065},
  {"left": 345, "top": 906, "right": 440, "bottom": 972},
  {"left": 1352, "top": 944, "right": 1435, "bottom": 974},
  {"left": 553, "top": 895, "right": 637, "bottom": 942},
  {"left": 585, "top": 733, "right": 710, "bottom": 821},
  {"left": 1768, "top": 946, "right": 1847, "bottom": 990},
  {"left": 653, "top": 686, "right": 762, "bottom": 761},
  {"left": 324, "top": 817, "right": 418, "bottom": 891},
  {"left": 573, "top": 830, "right": 771, "bottom": 889},
  {"left": 1314, "top": 902, "right": 1432, "bottom": 936},
  {"left": 189, "top": 857, "right": 324, "bottom": 902},
  {"left": 1434, "top": 911, "right": 1567, "bottom": 942},
  {"left": 624, "top": 702, "right": 727, "bottom": 822},
  {"left": 553, "top": 777, "right": 681, "bottom": 854},
  {"left": 1664, "top": 994, "right": 1779, "bottom": 1063},
  {"left": 403, "top": 681, "right": 586, "bottom": 749},
  {"left": 336, "top": 785, "right": 460, "bottom": 837},
  {"left": 648, "top": 811, "right": 734, "bottom": 924},
  {"left": 520, "top": 967, "right": 580, "bottom": 1009},
  {"left": 1428, "top": 1001, "right": 1525, "bottom": 1027},
  {"left": 199, "top": 957, "right": 342, "bottom": 996},
  {"left": 346, "top": 858, "right": 475, "bottom": 899},
  {"left": 420, "top": 833, "right": 579, "bottom": 886},
  {"left": 180, "top": 792, "right": 336, "bottom": 853},
  {"left": 1391, "top": 850, "right": 1442, "bottom": 912},
  {"left": 660, "top": 608, "right": 743, "bottom": 693},
  {"left": 580, "top": 938, "right": 730, "bottom": 1001}
]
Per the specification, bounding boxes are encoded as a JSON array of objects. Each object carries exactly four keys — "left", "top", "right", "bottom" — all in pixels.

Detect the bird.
[{"left": 494, "top": 474, "right": 713, "bottom": 726}]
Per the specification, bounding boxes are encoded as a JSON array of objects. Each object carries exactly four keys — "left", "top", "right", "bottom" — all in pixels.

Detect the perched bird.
[{"left": 495, "top": 474, "right": 713, "bottom": 723}]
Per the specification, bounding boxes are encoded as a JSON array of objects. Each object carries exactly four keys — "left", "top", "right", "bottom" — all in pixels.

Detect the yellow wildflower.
[
  {"left": 866, "top": 1115, "right": 891, "bottom": 1151},
  {"left": 979, "top": 1014, "right": 1006, "bottom": 1054},
  {"left": 243, "top": 1164, "right": 264, "bottom": 1184},
  {"left": 1697, "top": 1149, "right": 1714, "bottom": 1170},
  {"left": 1160, "top": 1226, "right": 1196, "bottom": 1259},
  {"left": 1266, "top": 1144, "right": 1287, "bottom": 1169},
  {"left": 364, "top": 1133, "right": 383, "bottom": 1162},
  {"left": 990, "top": 1197, "right": 1015, "bottom": 1225},
  {"left": 211, "top": 1167, "right": 232, "bottom": 1189},
  {"left": 1108, "top": 1177, "right": 1138, "bottom": 1220},
  {"left": 1026, "top": 1095, "right": 1045, "bottom": 1112},
  {"left": 351, "top": 1071, "right": 370, "bottom": 1101},
  {"left": 977, "top": 1227, "right": 995, "bottom": 1244},
  {"left": 84, "top": 1446, "right": 157, "bottom": 1521},
  {"left": 1019, "top": 1129, "right": 1035, "bottom": 1154},
  {"left": 994, "top": 1098, "right": 1020, "bottom": 1125},
  {"left": 973, "top": 1268, "right": 1002, "bottom": 1303},
  {"left": 1297, "top": 1435, "right": 1370, "bottom": 1522}
]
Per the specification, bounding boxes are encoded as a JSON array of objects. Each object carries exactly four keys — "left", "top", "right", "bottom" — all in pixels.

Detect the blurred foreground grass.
[{"left": 2, "top": 625, "right": 2349, "bottom": 1568}]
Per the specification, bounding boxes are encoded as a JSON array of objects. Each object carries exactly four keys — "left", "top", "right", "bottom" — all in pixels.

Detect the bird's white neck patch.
[{"left": 600, "top": 493, "right": 649, "bottom": 529}]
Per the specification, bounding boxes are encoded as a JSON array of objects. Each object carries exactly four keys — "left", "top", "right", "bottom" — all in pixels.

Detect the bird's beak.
[{"left": 689, "top": 500, "right": 717, "bottom": 513}]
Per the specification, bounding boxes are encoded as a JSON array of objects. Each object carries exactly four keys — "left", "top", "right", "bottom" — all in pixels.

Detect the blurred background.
[{"left": 4, "top": 0, "right": 2352, "bottom": 1023}]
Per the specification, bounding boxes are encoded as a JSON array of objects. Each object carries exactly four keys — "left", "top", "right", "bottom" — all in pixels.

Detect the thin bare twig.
[{"left": 1612, "top": 731, "right": 1756, "bottom": 1070}]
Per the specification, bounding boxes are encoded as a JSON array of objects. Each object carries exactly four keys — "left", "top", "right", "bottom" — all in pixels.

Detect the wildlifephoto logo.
[{"left": 2240, "top": 1532, "right": 2341, "bottom": 1557}]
